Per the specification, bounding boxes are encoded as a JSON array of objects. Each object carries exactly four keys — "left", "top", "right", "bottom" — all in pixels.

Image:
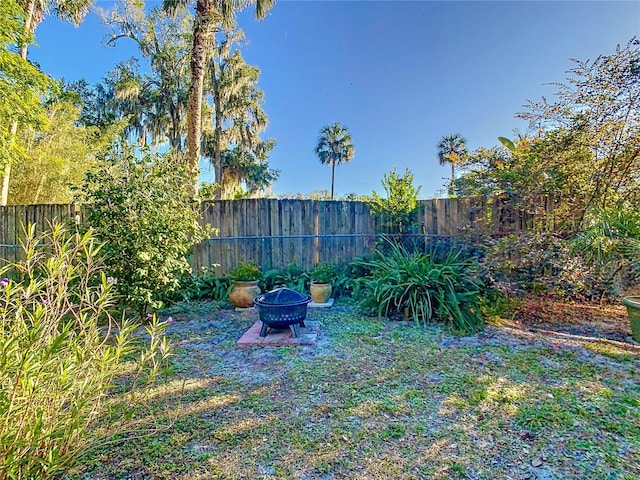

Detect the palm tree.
[
  {"left": 217, "top": 145, "right": 278, "bottom": 198},
  {"left": 2, "top": 0, "right": 94, "bottom": 205},
  {"left": 437, "top": 133, "right": 467, "bottom": 185},
  {"left": 203, "top": 28, "right": 272, "bottom": 199},
  {"left": 162, "top": 0, "right": 274, "bottom": 196},
  {"left": 314, "top": 123, "right": 355, "bottom": 200}
]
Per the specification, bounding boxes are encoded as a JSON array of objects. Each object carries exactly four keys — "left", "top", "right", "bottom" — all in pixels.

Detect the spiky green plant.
[
  {"left": 574, "top": 204, "right": 640, "bottom": 290},
  {"left": 355, "top": 240, "right": 484, "bottom": 333}
]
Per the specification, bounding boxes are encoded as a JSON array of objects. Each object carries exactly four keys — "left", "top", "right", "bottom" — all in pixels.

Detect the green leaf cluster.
[
  {"left": 368, "top": 167, "right": 420, "bottom": 234},
  {"left": 229, "top": 260, "right": 261, "bottom": 281},
  {"left": 0, "top": 0, "right": 55, "bottom": 173},
  {"left": 262, "top": 263, "right": 307, "bottom": 293},
  {"left": 0, "top": 223, "right": 172, "bottom": 479},
  {"left": 77, "top": 146, "right": 206, "bottom": 314},
  {"left": 574, "top": 204, "right": 640, "bottom": 291},
  {"left": 355, "top": 241, "right": 484, "bottom": 333},
  {"left": 311, "top": 262, "right": 337, "bottom": 284},
  {"left": 10, "top": 92, "right": 117, "bottom": 204}
]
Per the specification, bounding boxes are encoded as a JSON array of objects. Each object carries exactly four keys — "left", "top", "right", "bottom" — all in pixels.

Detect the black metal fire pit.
[{"left": 253, "top": 288, "right": 312, "bottom": 338}]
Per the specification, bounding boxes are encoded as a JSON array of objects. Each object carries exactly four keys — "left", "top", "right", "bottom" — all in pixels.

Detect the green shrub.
[
  {"left": 262, "top": 264, "right": 308, "bottom": 293},
  {"left": 574, "top": 204, "right": 640, "bottom": 292},
  {"left": 0, "top": 224, "right": 172, "bottom": 479},
  {"left": 176, "top": 266, "right": 231, "bottom": 302},
  {"left": 332, "top": 257, "right": 374, "bottom": 299},
  {"left": 311, "top": 262, "right": 337, "bottom": 284},
  {"left": 481, "top": 232, "right": 610, "bottom": 300},
  {"left": 229, "top": 261, "right": 261, "bottom": 281},
  {"left": 354, "top": 240, "right": 484, "bottom": 333},
  {"left": 368, "top": 167, "right": 420, "bottom": 234},
  {"left": 77, "top": 147, "right": 206, "bottom": 314}
]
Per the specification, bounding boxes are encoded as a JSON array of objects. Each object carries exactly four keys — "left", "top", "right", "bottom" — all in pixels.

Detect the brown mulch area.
[{"left": 508, "top": 295, "right": 636, "bottom": 344}]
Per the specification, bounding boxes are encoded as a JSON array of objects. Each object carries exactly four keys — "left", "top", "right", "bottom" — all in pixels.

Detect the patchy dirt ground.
[
  {"left": 509, "top": 295, "right": 635, "bottom": 343},
  {"left": 162, "top": 297, "right": 640, "bottom": 384},
  {"left": 161, "top": 302, "right": 349, "bottom": 384},
  {"left": 76, "top": 297, "right": 639, "bottom": 480}
]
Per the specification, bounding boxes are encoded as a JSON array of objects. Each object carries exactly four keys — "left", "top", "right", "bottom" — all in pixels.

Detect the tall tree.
[
  {"left": 519, "top": 37, "right": 640, "bottom": 226},
  {"left": 0, "top": 0, "right": 54, "bottom": 205},
  {"left": 217, "top": 143, "right": 278, "bottom": 198},
  {"left": 455, "top": 39, "right": 640, "bottom": 230},
  {"left": 11, "top": 95, "right": 111, "bottom": 204},
  {"left": 437, "top": 133, "right": 467, "bottom": 187},
  {"left": 2, "top": 0, "right": 93, "bottom": 205},
  {"left": 314, "top": 123, "right": 355, "bottom": 200},
  {"left": 162, "top": 0, "right": 274, "bottom": 196},
  {"left": 202, "top": 27, "right": 276, "bottom": 198},
  {"left": 103, "top": 2, "right": 191, "bottom": 149}
]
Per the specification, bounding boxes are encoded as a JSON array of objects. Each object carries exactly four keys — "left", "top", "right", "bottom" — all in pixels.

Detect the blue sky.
[{"left": 30, "top": 1, "right": 640, "bottom": 198}]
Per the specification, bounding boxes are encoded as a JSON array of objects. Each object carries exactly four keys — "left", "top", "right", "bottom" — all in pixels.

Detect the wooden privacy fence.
[
  {"left": 0, "top": 204, "right": 81, "bottom": 265},
  {"left": 193, "top": 197, "right": 551, "bottom": 273},
  {"left": 0, "top": 197, "right": 553, "bottom": 273}
]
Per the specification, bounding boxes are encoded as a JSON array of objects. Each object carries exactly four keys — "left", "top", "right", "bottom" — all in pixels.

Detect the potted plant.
[
  {"left": 228, "top": 261, "right": 261, "bottom": 308},
  {"left": 309, "top": 262, "right": 336, "bottom": 303},
  {"left": 622, "top": 296, "right": 640, "bottom": 342},
  {"left": 574, "top": 207, "right": 640, "bottom": 342}
]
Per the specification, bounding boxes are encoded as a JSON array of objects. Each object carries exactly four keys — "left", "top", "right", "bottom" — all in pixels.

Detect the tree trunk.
[
  {"left": 212, "top": 53, "right": 224, "bottom": 200},
  {"left": 330, "top": 160, "right": 336, "bottom": 200},
  {"left": 1, "top": 0, "right": 37, "bottom": 206},
  {"left": 168, "top": 101, "right": 182, "bottom": 151},
  {"left": 185, "top": 0, "right": 215, "bottom": 197},
  {"left": 1, "top": 124, "right": 17, "bottom": 206}
]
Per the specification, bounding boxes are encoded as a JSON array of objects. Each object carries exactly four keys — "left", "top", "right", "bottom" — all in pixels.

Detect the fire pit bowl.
[{"left": 253, "top": 287, "right": 312, "bottom": 338}]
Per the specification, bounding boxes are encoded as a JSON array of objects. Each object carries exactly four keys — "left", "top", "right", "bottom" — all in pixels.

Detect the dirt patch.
[
  {"left": 74, "top": 298, "right": 639, "bottom": 480},
  {"left": 161, "top": 302, "right": 342, "bottom": 386},
  {"left": 509, "top": 295, "right": 634, "bottom": 342}
]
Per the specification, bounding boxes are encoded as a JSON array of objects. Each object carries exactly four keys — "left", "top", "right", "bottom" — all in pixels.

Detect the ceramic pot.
[
  {"left": 310, "top": 282, "right": 332, "bottom": 303},
  {"left": 229, "top": 280, "right": 261, "bottom": 308},
  {"left": 622, "top": 296, "right": 640, "bottom": 342}
]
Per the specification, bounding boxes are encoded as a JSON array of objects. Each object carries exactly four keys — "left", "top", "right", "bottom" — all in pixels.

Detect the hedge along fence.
[{"left": 0, "top": 197, "right": 556, "bottom": 274}]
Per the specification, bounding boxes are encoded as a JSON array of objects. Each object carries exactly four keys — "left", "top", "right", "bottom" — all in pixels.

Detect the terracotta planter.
[
  {"left": 310, "top": 282, "right": 332, "bottom": 303},
  {"left": 622, "top": 296, "right": 640, "bottom": 342},
  {"left": 229, "top": 280, "right": 261, "bottom": 308}
]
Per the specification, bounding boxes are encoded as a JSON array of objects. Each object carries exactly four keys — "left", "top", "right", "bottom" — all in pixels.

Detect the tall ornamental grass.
[
  {"left": 356, "top": 240, "right": 484, "bottom": 333},
  {"left": 0, "top": 224, "right": 172, "bottom": 479}
]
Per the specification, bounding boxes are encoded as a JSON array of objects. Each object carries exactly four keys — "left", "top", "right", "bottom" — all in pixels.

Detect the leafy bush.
[
  {"left": 311, "top": 262, "right": 337, "bottom": 284},
  {"left": 368, "top": 167, "right": 420, "bottom": 234},
  {"left": 574, "top": 204, "right": 640, "bottom": 292},
  {"left": 229, "top": 261, "right": 261, "bottom": 281},
  {"left": 481, "top": 232, "right": 611, "bottom": 300},
  {"left": 0, "top": 224, "right": 172, "bottom": 479},
  {"left": 176, "top": 266, "right": 231, "bottom": 302},
  {"left": 332, "top": 255, "right": 376, "bottom": 299},
  {"left": 261, "top": 262, "right": 363, "bottom": 297},
  {"left": 77, "top": 147, "right": 206, "bottom": 314},
  {"left": 354, "top": 241, "right": 484, "bottom": 333},
  {"left": 262, "top": 264, "right": 308, "bottom": 293}
]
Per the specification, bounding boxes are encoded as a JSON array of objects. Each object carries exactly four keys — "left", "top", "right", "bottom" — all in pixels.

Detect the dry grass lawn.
[{"left": 73, "top": 298, "right": 639, "bottom": 480}]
